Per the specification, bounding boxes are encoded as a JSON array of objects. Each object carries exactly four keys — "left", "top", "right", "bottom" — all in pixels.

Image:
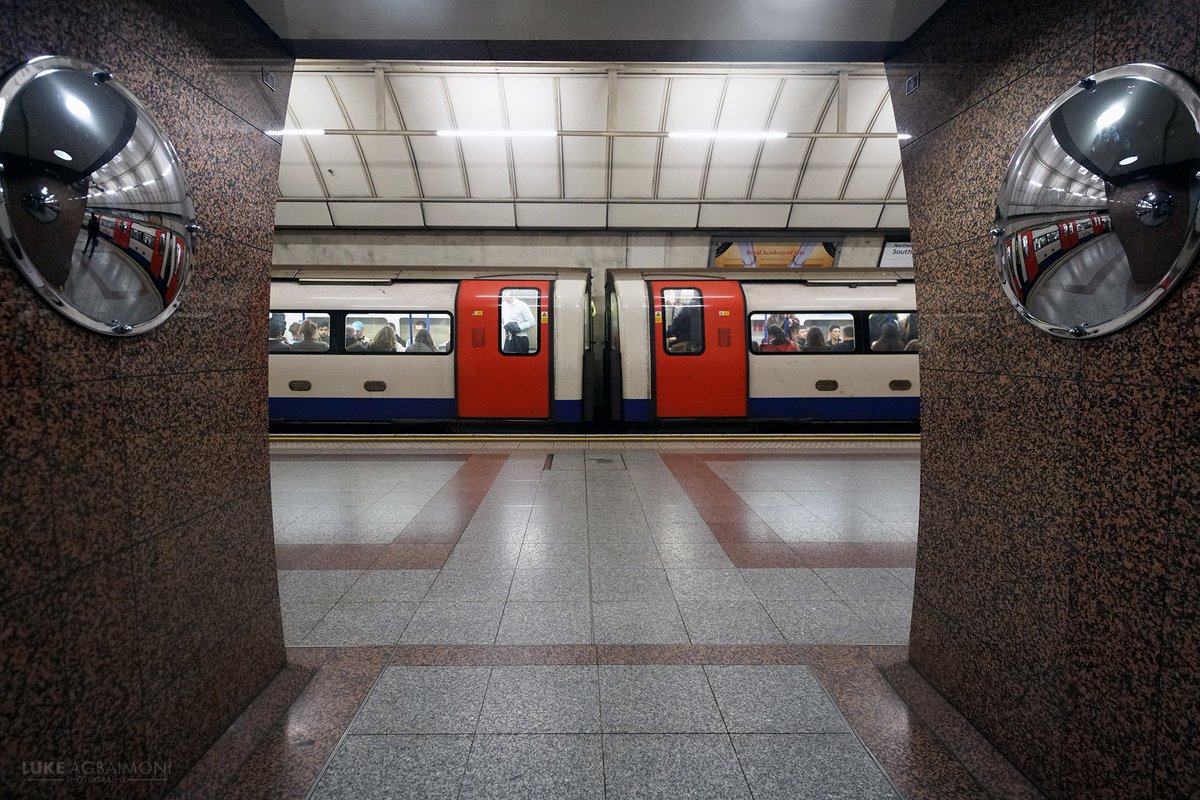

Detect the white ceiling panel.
[
  {"left": 842, "top": 138, "right": 901, "bottom": 200},
  {"left": 423, "top": 202, "right": 515, "bottom": 227},
  {"left": 608, "top": 203, "right": 699, "bottom": 228},
  {"left": 516, "top": 203, "right": 607, "bottom": 228},
  {"left": 790, "top": 203, "right": 881, "bottom": 228},
  {"left": 611, "top": 138, "right": 658, "bottom": 198},
  {"left": 562, "top": 137, "right": 608, "bottom": 198},
  {"left": 329, "top": 201, "right": 424, "bottom": 226},
  {"left": 890, "top": 169, "right": 907, "bottom": 200},
  {"left": 276, "top": 201, "right": 333, "bottom": 226},
  {"left": 795, "top": 138, "right": 858, "bottom": 200},
  {"left": 698, "top": 204, "right": 790, "bottom": 228},
  {"left": 409, "top": 138, "right": 466, "bottom": 197},
  {"left": 328, "top": 75, "right": 401, "bottom": 130},
  {"left": 878, "top": 204, "right": 910, "bottom": 228},
  {"left": 306, "top": 135, "right": 371, "bottom": 196},
  {"left": 358, "top": 136, "right": 419, "bottom": 197},
  {"left": 278, "top": 135, "right": 324, "bottom": 197},
  {"left": 276, "top": 62, "right": 910, "bottom": 230},
  {"left": 459, "top": 138, "right": 513, "bottom": 197}
]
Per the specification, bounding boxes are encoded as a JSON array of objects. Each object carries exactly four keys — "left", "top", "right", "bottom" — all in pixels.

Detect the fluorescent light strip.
[
  {"left": 436, "top": 129, "right": 558, "bottom": 138},
  {"left": 667, "top": 131, "right": 786, "bottom": 140},
  {"left": 266, "top": 128, "right": 325, "bottom": 136}
]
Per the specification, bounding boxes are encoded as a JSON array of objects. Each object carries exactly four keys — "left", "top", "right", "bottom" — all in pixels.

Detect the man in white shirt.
[{"left": 501, "top": 293, "right": 535, "bottom": 352}]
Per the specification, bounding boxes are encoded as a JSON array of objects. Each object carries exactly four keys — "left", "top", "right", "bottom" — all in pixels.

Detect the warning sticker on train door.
[
  {"left": 473, "top": 310, "right": 483, "bottom": 316},
  {"left": 654, "top": 311, "right": 662, "bottom": 323},
  {"left": 718, "top": 310, "right": 730, "bottom": 316},
  {"left": 540, "top": 311, "right": 549, "bottom": 323}
]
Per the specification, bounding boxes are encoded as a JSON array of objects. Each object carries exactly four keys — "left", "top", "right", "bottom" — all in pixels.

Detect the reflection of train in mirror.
[
  {"left": 86, "top": 212, "right": 187, "bottom": 304},
  {"left": 1004, "top": 213, "right": 1112, "bottom": 300},
  {"left": 267, "top": 268, "right": 918, "bottom": 432}
]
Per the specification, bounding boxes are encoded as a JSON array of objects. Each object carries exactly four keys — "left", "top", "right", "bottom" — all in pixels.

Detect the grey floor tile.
[
  {"left": 851, "top": 600, "right": 913, "bottom": 644},
  {"left": 602, "top": 734, "right": 752, "bottom": 800},
  {"left": 592, "top": 602, "right": 690, "bottom": 644},
  {"left": 590, "top": 568, "right": 674, "bottom": 602},
  {"left": 300, "top": 601, "right": 417, "bottom": 646},
  {"left": 887, "top": 567, "right": 916, "bottom": 588},
  {"left": 523, "top": 521, "right": 589, "bottom": 543},
  {"left": 274, "top": 522, "right": 346, "bottom": 544},
  {"left": 352, "top": 666, "right": 491, "bottom": 734},
  {"left": 479, "top": 666, "right": 601, "bottom": 733},
  {"left": 459, "top": 735, "right": 604, "bottom": 800},
  {"left": 667, "top": 568, "right": 757, "bottom": 602},
  {"left": 281, "top": 601, "right": 331, "bottom": 645},
  {"left": 677, "top": 602, "right": 784, "bottom": 644},
  {"left": 342, "top": 570, "right": 438, "bottom": 602},
  {"left": 400, "top": 602, "right": 506, "bottom": 644},
  {"left": 815, "top": 568, "right": 914, "bottom": 604},
  {"left": 426, "top": 569, "right": 515, "bottom": 602},
  {"left": 443, "top": 543, "right": 522, "bottom": 569},
  {"left": 278, "top": 569, "right": 362, "bottom": 608},
  {"left": 517, "top": 542, "right": 590, "bottom": 569},
  {"left": 497, "top": 602, "right": 593, "bottom": 644},
  {"left": 655, "top": 540, "right": 734, "bottom": 567},
  {"left": 732, "top": 734, "right": 901, "bottom": 799},
  {"left": 765, "top": 601, "right": 879, "bottom": 644},
  {"left": 742, "top": 569, "right": 841, "bottom": 603},
  {"left": 309, "top": 734, "right": 472, "bottom": 799},
  {"left": 509, "top": 568, "right": 591, "bottom": 601},
  {"left": 600, "top": 666, "right": 725, "bottom": 733},
  {"left": 705, "top": 666, "right": 850, "bottom": 734}
]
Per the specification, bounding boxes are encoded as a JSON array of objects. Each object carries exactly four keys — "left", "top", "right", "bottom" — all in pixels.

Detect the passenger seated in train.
[
  {"left": 407, "top": 328, "right": 437, "bottom": 353},
  {"left": 287, "top": 321, "right": 302, "bottom": 344},
  {"left": 268, "top": 316, "right": 291, "bottom": 352},
  {"left": 345, "top": 323, "right": 368, "bottom": 351},
  {"left": 369, "top": 324, "right": 398, "bottom": 352},
  {"left": 872, "top": 321, "right": 905, "bottom": 352},
  {"left": 806, "top": 326, "right": 828, "bottom": 351},
  {"left": 759, "top": 324, "right": 799, "bottom": 352},
  {"left": 290, "top": 319, "right": 329, "bottom": 351}
]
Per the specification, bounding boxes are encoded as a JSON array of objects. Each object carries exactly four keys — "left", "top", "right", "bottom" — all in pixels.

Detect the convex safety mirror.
[
  {"left": 993, "top": 63, "right": 1200, "bottom": 338},
  {"left": 0, "top": 56, "right": 196, "bottom": 336}
]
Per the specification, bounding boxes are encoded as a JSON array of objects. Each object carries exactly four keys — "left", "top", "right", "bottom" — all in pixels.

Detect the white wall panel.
[
  {"left": 278, "top": 136, "right": 324, "bottom": 197},
  {"left": 305, "top": 136, "right": 371, "bottom": 196},
  {"left": 789, "top": 203, "right": 881, "bottom": 228},
  {"left": 878, "top": 204, "right": 910, "bottom": 228},
  {"left": 358, "top": 136, "right": 420, "bottom": 197},
  {"left": 287, "top": 74, "right": 345, "bottom": 128},
  {"left": 276, "top": 201, "right": 332, "bottom": 226},
  {"left": 842, "top": 138, "right": 902, "bottom": 200},
  {"left": 422, "top": 202, "right": 515, "bottom": 227},
  {"left": 794, "top": 138, "right": 857, "bottom": 199},
  {"left": 515, "top": 203, "right": 607, "bottom": 228},
  {"left": 328, "top": 201, "right": 424, "bottom": 227},
  {"left": 562, "top": 137, "right": 608, "bottom": 198},
  {"left": 329, "top": 74, "right": 402, "bottom": 130},
  {"left": 697, "top": 203, "right": 790, "bottom": 228},
  {"left": 608, "top": 203, "right": 698, "bottom": 228}
]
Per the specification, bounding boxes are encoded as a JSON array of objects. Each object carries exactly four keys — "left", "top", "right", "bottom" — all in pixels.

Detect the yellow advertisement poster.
[{"left": 711, "top": 241, "right": 839, "bottom": 269}]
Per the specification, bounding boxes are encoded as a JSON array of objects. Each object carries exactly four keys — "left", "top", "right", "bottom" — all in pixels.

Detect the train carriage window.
[
  {"left": 345, "top": 312, "right": 453, "bottom": 354},
  {"left": 868, "top": 312, "right": 919, "bottom": 353},
  {"left": 662, "top": 288, "right": 704, "bottom": 354},
  {"left": 499, "top": 288, "right": 540, "bottom": 355},
  {"left": 270, "top": 311, "right": 330, "bottom": 353},
  {"left": 748, "top": 312, "right": 855, "bottom": 352}
]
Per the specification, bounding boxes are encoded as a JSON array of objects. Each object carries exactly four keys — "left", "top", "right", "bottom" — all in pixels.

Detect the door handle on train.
[
  {"left": 815, "top": 380, "right": 838, "bottom": 391},
  {"left": 288, "top": 380, "right": 312, "bottom": 392},
  {"left": 889, "top": 380, "right": 913, "bottom": 391},
  {"left": 364, "top": 381, "right": 387, "bottom": 392}
]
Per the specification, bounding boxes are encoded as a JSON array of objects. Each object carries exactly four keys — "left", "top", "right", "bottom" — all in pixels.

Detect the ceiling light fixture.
[
  {"left": 1118, "top": 155, "right": 1139, "bottom": 166},
  {"left": 896, "top": 133, "right": 913, "bottom": 140},
  {"left": 667, "top": 131, "right": 786, "bottom": 140},
  {"left": 435, "top": 129, "right": 558, "bottom": 138}
]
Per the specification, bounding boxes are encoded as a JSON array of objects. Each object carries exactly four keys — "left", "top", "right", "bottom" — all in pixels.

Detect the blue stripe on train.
[
  {"left": 554, "top": 399, "right": 583, "bottom": 423},
  {"left": 748, "top": 396, "right": 919, "bottom": 421},
  {"left": 622, "top": 399, "right": 651, "bottom": 422},
  {"left": 270, "top": 396, "right": 456, "bottom": 421}
]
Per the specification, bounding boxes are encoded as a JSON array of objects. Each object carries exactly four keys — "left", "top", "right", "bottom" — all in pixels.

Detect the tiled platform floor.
[{"left": 172, "top": 443, "right": 1044, "bottom": 799}]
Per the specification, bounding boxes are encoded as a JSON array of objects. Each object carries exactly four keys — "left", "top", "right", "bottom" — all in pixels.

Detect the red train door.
[
  {"left": 456, "top": 280, "right": 551, "bottom": 418},
  {"left": 650, "top": 280, "right": 747, "bottom": 418}
]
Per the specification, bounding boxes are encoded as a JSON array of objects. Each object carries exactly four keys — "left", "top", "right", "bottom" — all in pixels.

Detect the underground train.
[
  {"left": 86, "top": 212, "right": 188, "bottom": 304},
  {"left": 1004, "top": 212, "right": 1111, "bottom": 301},
  {"left": 267, "top": 267, "right": 918, "bottom": 430}
]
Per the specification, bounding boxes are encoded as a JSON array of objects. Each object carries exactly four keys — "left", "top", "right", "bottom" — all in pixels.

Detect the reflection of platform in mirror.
[
  {"left": 1026, "top": 232, "right": 1150, "bottom": 324},
  {"left": 63, "top": 229, "right": 163, "bottom": 323}
]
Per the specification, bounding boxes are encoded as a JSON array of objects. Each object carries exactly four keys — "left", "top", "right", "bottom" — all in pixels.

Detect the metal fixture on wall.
[
  {"left": 992, "top": 63, "right": 1200, "bottom": 338},
  {"left": 0, "top": 56, "right": 197, "bottom": 336}
]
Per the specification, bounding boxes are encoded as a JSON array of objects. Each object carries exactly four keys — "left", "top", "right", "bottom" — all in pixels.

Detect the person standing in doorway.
[
  {"left": 84, "top": 213, "right": 101, "bottom": 258},
  {"left": 501, "top": 292, "right": 535, "bottom": 353}
]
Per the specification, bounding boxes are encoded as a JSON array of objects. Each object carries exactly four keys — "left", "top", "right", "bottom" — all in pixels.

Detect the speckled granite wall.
[
  {"left": 0, "top": 2, "right": 292, "bottom": 796},
  {"left": 887, "top": 2, "right": 1199, "bottom": 798}
]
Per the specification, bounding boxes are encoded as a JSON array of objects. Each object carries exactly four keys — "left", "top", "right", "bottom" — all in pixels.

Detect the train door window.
[
  {"left": 663, "top": 287, "right": 704, "bottom": 354},
  {"left": 749, "top": 312, "right": 855, "bottom": 353},
  {"left": 499, "top": 288, "right": 539, "bottom": 355},
  {"left": 344, "top": 312, "right": 453, "bottom": 354},
  {"left": 868, "top": 312, "right": 919, "bottom": 352},
  {"left": 270, "top": 311, "right": 330, "bottom": 353}
]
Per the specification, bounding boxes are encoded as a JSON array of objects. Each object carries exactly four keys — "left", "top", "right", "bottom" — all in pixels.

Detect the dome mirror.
[
  {"left": 0, "top": 56, "right": 196, "bottom": 336},
  {"left": 993, "top": 63, "right": 1200, "bottom": 338}
]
